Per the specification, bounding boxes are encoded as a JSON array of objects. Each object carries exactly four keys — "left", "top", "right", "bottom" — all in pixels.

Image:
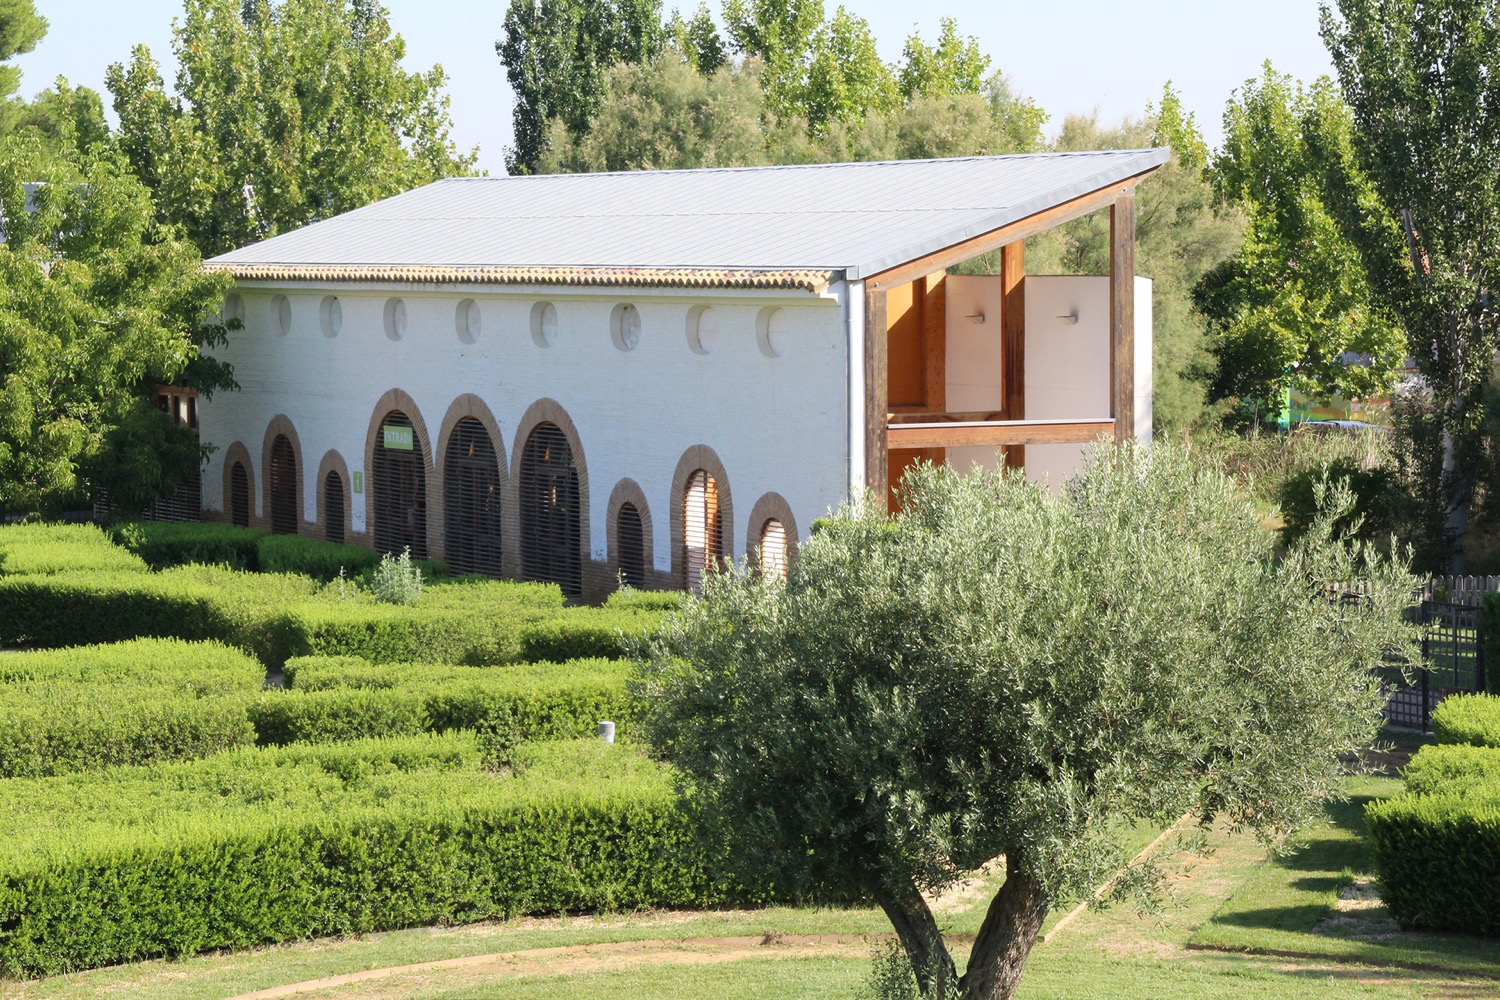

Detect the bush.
[
  {"left": 1431, "top": 692, "right": 1500, "bottom": 747},
  {"left": 518, "top": 608, "right": 667, "bottom": 662},
  {"left": 0, "top": 639, "right": 263, "bottom": 777},
  {"left": 255, "top": 655, "right": 630, "bottom": 745},
  {"left": 0, "top": 523, "right": 147, "bottom": 576},
  {"left": 0, "top": 736, "right": 745, "bottom": 976},
  {"left": 255, "top": 534, "right": 381, "bottom": 580},
  {"left": 1365, "top": 786, "right": 1500, "bottom": 934},
  {"left": 604, "top": 588, "right": 686, "bottom": 612},
  {"left": 1276, "top": 458, "right": 1399, "bottom": 546},
  {"left": 108, "top": 520, "right": 267, "bottom": 570},
  {"left": 1401, "top": 743, "right": 1500, "bottom": 796},
  {"left": 371, "top": 547, "right": 424, "bottom": 604}
]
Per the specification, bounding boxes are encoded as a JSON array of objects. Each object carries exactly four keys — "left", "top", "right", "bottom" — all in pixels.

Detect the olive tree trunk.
[
  {"left": 957, "top": 853, "right": 1051, "bottom": 1000},
  {"left": 875, "top": 886, "right": 958, "bottom": 997}
]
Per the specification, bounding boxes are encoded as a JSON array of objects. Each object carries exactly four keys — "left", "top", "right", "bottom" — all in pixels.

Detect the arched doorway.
[
  {"left": 683, "top": 469, "right": 723, "bottom": 592},
  {"left": 759, "top": 518, "right": 788, "bottom": 578},
  {"left": 444, "top": 417, "right": 502, "bottom": 577},
  {"left": 371, "top": 410, "right": 428, "bottom": 558},
  {"left": 229, "top": 462, "right": 250, "bottom": 528},
  {"left": 615, "top": 502, "right": 646, "bottom": 588},
  {"left": 519, "top": 422, "right": 581, "bottom": 598},
  {"left": 269, "top": 434, "right": 298, "bottom": 535},
  {"left": 323, "top": 471, "right": 346, "bottom": 544}
]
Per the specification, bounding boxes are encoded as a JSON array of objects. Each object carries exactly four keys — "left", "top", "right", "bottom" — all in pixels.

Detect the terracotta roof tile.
[{"left": 205, "top": 262, "right": 835, "bottom": 294}]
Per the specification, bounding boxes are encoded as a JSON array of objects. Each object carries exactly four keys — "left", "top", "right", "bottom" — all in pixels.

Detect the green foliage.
[
  {"left": 1195, "top": 64, "right": 1403, "bottom": 407},
  {"left": 637, "top": 442, "right": 1417, "bottom": 998},
  {"left": 0, "top": 136, "right": 231, "bottom": 516},
  {"left": 605, "top": 586, "right": 686, "bottom": 611},
  {"left": 371, "top": 545, "right": 424, "bottom": 604},
  {"left": 1276, "top": 456, "right": 1398, "bottom": 545},
  {"left": 1320, "top": 1, "right": 1500, "bottom": 571},
  {"left": 497, "top": 0, "right": 664, "bottom": 173},
  {"left": 0, "top": 735, "right": 735, "bottom": 976},
  {"left": 519, "top": 607, "right": 667, "bottom": 662},
  {"left": 1193, "top": 422, "right": 1394, "bottom": 512},
  {"left": 1431, "top": 692, "right": 1500, "bottom": 748},
  {"left": 722, "top": 0, "right": 822, "bottom": 118},
  {"left": 108, "top": 0, "right": 475, "bottom": 258},
  {"left": 0, "top": 638, "right": 262, "bottom": 777},
  {"left": 0, "top": 522, "right": 148, "bottom": 575},
  {"left": 1402, "top": 742, "right": 1500, "bottom": 795},
  {"left": 802, "top": 7, "right": 897, "bottom": 133},
  {"left": 0, "top": 0, "right": 45, "bottom": 105},
  {"left": 253, "top": 533, "right": 382, "bottom": 580},
  {"left": 897, "top": 17, "right": 987, "bottom": 101},
  {"left": 108, "top": 519, "right": 266, "bottom": 569}
]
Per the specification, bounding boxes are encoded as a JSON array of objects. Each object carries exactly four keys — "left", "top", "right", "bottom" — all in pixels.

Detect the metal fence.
[{"left": 1381, "top": 598, "right": 1488, "bottom": 730}]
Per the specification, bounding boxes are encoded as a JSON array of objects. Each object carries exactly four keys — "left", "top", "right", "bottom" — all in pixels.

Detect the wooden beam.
[
  {"left": 864, "top": 170, "right": 1159, "bottom": 292},
  {"left": 923, "top": 272, "right": 947, "bottom": 412},
  {"left": 1110, "top": 190, "right": 1136, "bottom": 444},
  {"left": 889, "top": 410, "right": 1007, "bottom": 424},
  {"left": 864, "top": 286, "right": 889, "bottom": 504},
  {"left": 1001, "top": 240, "right": 1026, "bottom": 468},
  {"left": 887, "top": 419, "right": 1115, "bottom": 450}
]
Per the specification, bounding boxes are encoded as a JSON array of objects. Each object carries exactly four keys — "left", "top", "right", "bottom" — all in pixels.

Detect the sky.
[{"left": 15, "top": 1, "right": 1339, "bottom": 175}]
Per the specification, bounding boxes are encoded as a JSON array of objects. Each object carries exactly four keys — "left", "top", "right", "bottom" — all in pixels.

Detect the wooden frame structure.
[{"left": 862, "top": 174, "right": 1149, "bottom": 502}]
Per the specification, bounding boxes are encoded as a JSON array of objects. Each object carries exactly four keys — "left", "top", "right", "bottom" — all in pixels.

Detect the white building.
[{"left": 199, "top": 150, "right": 1165, "bottom": 599}]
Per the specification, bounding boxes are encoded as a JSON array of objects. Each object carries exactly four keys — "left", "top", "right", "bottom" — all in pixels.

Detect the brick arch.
[
  {"left": 363, "top": 388, "right": 438, "bottom": 558},
  {"left": 670, "top": 444, "right": 734, "bottom": 589},
  {"left": 220, "top": 440, "right": 256, "bottom": 527},
  {"left": 435, "top": 394, "right": 509, "bottom": 575},
  {"left": 745, "top": 491, "right": 799, "bottom": 574},
  {"left": 606, "top": 477, "right": 655, "bottom": 589},
  {"left": 316, "top": 449, "right": 353, "bottom": 543},
  {"left": 506, "top": 398, "right": 591, "bottom": 594},
  {"left": 261, "top": 414, "right": 306, "bottom": 534}
]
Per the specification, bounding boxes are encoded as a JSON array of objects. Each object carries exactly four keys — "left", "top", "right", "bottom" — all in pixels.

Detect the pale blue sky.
[{"left": 17, "top": 1, "right": 1338, "bottom": 174}]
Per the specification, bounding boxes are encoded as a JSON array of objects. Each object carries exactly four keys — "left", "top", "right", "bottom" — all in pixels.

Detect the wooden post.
[
  {"left": 865, "top": 286, "right": 889, "bottom": 506},
  {"left": 1001, "top": 241, "right": 1026, "bottom": 469},
  {"left": 1110, "top": 191, "right": 1136, "bottom": 444}
]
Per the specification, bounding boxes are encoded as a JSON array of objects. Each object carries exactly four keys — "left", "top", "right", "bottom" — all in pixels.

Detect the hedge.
[
  {"left": 1401, "top": 743, "right": 1500, "bottom": 796},
  {"left": 108, "top": 520, "right": 267, "bottom": 570},
  {"left": 604, "top": 588, "right": 687, "bottom": 612},
  {"left": 254, "top": 534, "right": 383, "bottom": 580},
  {"left": 0, "top": 639, "right": 264, "bottom": 777},
  {"left": 1431, "top": 692, "right": 1500, "bottom": 748},
  {"left": 518, "top": 608, "right": 668, "bottom": 662},
  {"left": 254, "top": 656, "right": 631, "bottom": 745},
  {"left": 0, "top": 736, "right": 746, "bottom": 976},
  {"left": 0, "top": 523, "right": 147, "bottom": 576},
  {"left": 1366, "top": 785, "right": 1500, "bottom": 935}
]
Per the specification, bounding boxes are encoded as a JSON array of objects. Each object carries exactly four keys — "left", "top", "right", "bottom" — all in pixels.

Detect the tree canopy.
[
  {"left": 636, "top": 444, "right": 1415, "bottom": 999},
  {"left": 108, "top": 0, "right": 476, "bottom": 257},
  {"left": 1320, "top": 0, "right": 1500, "bottom": 572}
]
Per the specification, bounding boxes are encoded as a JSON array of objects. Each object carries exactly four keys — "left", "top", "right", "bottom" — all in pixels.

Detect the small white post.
[{"left": 598, "top": 721, "right": 616, "bottom": 744}]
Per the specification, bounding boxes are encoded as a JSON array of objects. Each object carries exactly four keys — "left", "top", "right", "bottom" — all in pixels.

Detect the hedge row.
[
  {"left": 0, "top": 736, "right": 750, "bottom": 976},
  {"left": 0, "top": 639, "right": 264, "bottom": 777},
  {"left": 1366, "top": 712, "right": 1500, "bottom": 936},
  {"left": 105, "top": 521, "right": 425, "bottom": 581},
  {"left": 253, "top": 656, "right": 631, "bottom": 745},
  {"left": 1431, "top": 692, "right": 1500, "bottom": 748},
  {"left": 0, "top": 523, "right": 147, "bottom": 576},
  {"left": 518, "top": 607, "right": 670, "bottom": 662}
]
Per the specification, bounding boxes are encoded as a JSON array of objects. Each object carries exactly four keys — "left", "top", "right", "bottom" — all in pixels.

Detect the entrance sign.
[{"left": 383, "top": 425, "right": 414, "bottom": 451}]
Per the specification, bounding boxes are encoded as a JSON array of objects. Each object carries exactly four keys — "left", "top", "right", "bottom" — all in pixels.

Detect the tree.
[
  {"left": 1319, "top": 0, "right": 1500, "bottom": 572},
  {"left": 108, "top": 0, "right": 475, "bottom": 258},
  {"left": 0, "top": 0, "right": 44, "bottom": 109},
  {"left": 897, "top": 17, "right": 989, "bottom": 100},
  {"left": 722, "top": 0, "right": 823, "bottom": 118},
  {"left": 498, "top": 0, "right": 663, "bottom": 173},
  {"left": 0, "top": 137, "right": 232, "bottom": 515},
  {"left": 802, "top": 6, "right": 897, "bottom": 133},
  {"left": 1194, "top": 65, "right": 1404, "bottom": 409},
  {"left": 636, "top": 444, "right": 1415, "bottom": 1000}
]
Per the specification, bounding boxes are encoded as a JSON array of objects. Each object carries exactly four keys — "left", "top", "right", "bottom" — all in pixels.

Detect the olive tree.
[{"left": 635, "top": 443, "right": 1416, "bottom": 1000}]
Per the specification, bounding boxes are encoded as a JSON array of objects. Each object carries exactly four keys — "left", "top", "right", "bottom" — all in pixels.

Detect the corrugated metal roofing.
[{"left": 208, "top": 149, "right": 1169, "bottom": 282}]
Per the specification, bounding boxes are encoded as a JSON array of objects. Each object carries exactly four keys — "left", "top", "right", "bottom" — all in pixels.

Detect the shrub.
[
  {"left": 255, "top": 534, "right": 381, "bottom": 580},
  {"left": 604, "top": 588, "right": 686, "bottom": 612},
  {"left": 1277, "top": 458, "right": 1399, "bottom": 546},
  {"left": 0, "top": 736, "right": 746, "bottom": 976},
  {"left": 1401, "top": 743, "right": 1500, "bottom": 796},
  {"left": 0, "top": 639, "right": 263, "bottom": 777},
  {"left": 0, "top": 523, "right": 147, "bottom": 576},
  {"left": 108, "top": 520, "right": 266, "bottom": 570},
  {"left": 1431, "top": 692, "right": 1500, "bottom": 747},
  {"left": 371, "top": 547, "right": 424, "bottom": 604},
  {"left": 1365, "top": 787, "right": 1500, "bottom": 934},
  {"left": 518, "top": 608, "right": 667, "bottom": 662}
]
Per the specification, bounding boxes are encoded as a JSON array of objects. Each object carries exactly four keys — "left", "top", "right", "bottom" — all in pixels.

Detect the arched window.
[
  {"left": 519, "top": 422, "right": 581, "bottom": 598},
  {"left": 683, "top": 469, "right": 722, "bottom": 592},
  {"left": 371, "top": 410, "right": 428, "bottom": 558},
  {"left": 229, "top": 462, "right": 250, "bottom": 528},
  {"left": 759, "top": 518, "right": 788, "bottom": 579},
  {"left": 616, "top": 502, "right": 646, "bottom": 588},
  {"left": 269, "top": 434, "right": 298, "bottom": 535},
  {"left": 444, "top": 417, "right": 502, "bottom": 577},
  {"left": 324, "top": 471, "right": 346, "bottom": 544}
]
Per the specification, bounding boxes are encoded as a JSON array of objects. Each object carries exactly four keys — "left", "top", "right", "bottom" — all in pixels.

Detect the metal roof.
[{"left": 208, "top": 149, "right": 1170, "bottom": 283}]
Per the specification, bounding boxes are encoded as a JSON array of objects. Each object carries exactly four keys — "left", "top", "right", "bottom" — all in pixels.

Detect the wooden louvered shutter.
[
  {"left": 324, "top": 471, "right": 345, "bottom": 544},
  {"left": 683, "top": 470, "right": 722, "bottom": 592},
  {"left": 519, "top": 422, "right": 582, "bottom": 598},
  {"left": 372, "top": 411, "right": 428, "bottom": 558},
  {"left": 616, "top": 502, "right": 646, "bottom": 588},
  {"left": 760, "top": 518, "right": 788, "bottom": 578},
  {"left": 230, "top": 462, "right": 249, "bottom": 528},
  {"left": 269, "top": 434, "right": 298, "bottom": 535},
  {"left": 444, "top": 418, "right": 502, "bottom": 577}
]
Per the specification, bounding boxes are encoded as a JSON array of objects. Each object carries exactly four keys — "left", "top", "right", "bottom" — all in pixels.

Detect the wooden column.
[
  {"left": 1110, "top": 190, "right": 1136, "bottom": 444},
  {"left": 864, "top": 286, "right": 889, "bottom": 505},
  {"left": 1001, "top": 241, "right": 1026, "bottom": 468}
]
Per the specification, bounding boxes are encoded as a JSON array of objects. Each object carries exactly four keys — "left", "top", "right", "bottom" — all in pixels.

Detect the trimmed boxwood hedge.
[
  {"left": 253, "top": 656, "right": 631, "bottom": 745},
  {"left": 108, "top": 520, "right": 267, "bottom": 570},
  {"left": 0, "top": 736, "right": 745, "bottom": 976},
  {"left": 0, "top": 639, "right": 264, "bottom": 777},
  {"left": 0, "top": 523, "right": 147, "bottom": 576},
  {"left": 518, "top": 608, "right": 668, "bottom": 662},
  {"left": 1431, "top": 692, "right": 1500, "bottom": 748},
  {"left": 1366, "top": 787, "right": 1500, "bottom": 934}
]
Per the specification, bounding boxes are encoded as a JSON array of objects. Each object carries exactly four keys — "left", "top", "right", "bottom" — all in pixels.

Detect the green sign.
[
  {"left": 382, "top": 425, "right": 413, "bottom": 451},
  {"left": 352, "top": 471, "right": 363, "bottom": 495}
]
